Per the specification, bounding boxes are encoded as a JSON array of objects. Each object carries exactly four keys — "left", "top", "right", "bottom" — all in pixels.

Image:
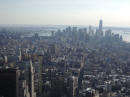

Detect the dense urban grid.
[{"left": 0, "top": 20, "right": 130, "bottom": 97}]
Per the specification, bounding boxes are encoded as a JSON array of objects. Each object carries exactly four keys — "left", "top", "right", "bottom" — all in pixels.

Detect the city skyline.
[{"left": 0, "top": 0, "right": 130, "bottom": 27}]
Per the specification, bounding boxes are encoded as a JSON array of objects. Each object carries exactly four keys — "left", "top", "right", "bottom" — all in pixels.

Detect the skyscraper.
[
  {"left": 99, "top": 20, "right": 103, "bottom": 32},
  {"left": 96, "top": 20, "right": 103, "bottom": 37},
  {"left": 68, "top": 76, "right": 78, "bottom": 97},
  {"left": 0, "top": 68, "right": 20, "bottom": 97}
]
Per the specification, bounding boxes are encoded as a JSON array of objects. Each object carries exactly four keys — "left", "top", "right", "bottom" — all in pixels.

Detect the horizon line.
[{"left": 0, "top": 24, "right": 130, "bottom": 29}]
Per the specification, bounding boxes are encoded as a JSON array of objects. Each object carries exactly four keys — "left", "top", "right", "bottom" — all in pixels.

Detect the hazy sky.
[{"left": 0, "top": 0, "right": 130, "bottom": 27}]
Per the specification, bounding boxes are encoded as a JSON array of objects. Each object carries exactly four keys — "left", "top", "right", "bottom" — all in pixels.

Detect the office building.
[
  {"left": 0, "top": 68, "right": 20, "bottom": 97},
  {"left": 99, "top": 20, "right": 103, "bottom": 32}
]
